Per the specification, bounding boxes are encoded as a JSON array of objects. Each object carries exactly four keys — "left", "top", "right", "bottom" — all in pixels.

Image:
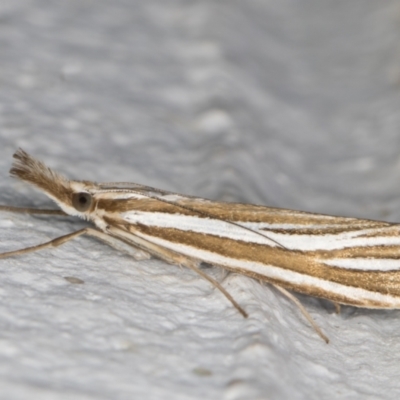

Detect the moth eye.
[{"left": 72, "top": 192, "right": 92, "bottom": 212}]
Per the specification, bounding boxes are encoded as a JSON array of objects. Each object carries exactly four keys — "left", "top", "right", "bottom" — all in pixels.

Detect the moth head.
[{"left": 10, "top": 149, "right": 96, "bottom": 218}]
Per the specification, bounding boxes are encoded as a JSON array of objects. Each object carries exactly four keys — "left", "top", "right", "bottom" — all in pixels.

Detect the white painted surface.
[{"left": 1, "top": 1, "right": 400, "bottom": 399}]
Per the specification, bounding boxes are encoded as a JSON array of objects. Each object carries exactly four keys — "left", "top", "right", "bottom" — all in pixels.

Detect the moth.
[{"left": 2, "top": 149, "right": 400, "bottom": 343}]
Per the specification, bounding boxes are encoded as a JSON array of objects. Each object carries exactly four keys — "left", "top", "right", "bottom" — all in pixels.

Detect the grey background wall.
[{"left": 1, "top": 1, "right": 400, "bottom": 399}]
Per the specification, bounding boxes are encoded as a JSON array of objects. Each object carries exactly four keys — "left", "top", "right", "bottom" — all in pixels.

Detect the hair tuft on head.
[{"left": 10, "top": 148, "right": 71, "bottom": 203}]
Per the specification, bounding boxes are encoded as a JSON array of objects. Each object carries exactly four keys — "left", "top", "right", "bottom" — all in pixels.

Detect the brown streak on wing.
[
  {"left": 96, "top": 197, "right": 395, "bottom": 227},
  {"left": 308, "top": 245, "right": 400, "bottom": 260},
  {"left": 261, "top": 225, "right": 392, "bottom": 235},
  {"left": 129, "top": 225, "right": 400, "bottom": 298},
  {"left": 221, "top": 269, "right": 393, "bottom": 308}
]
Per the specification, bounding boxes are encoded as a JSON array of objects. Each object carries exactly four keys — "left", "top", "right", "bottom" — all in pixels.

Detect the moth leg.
[
  {"left": 0, "top": 205, "right": 66, "bottom": 215},
  {"left": 106, "top": 226, "right": 248, "bottom": 317},
  {"left": 180, "top": 258, "right": 248, "bottom": 318},
  {"left": 85, "top": 229, "right": 151, "bottom": 260},
  {"left": 272, "top": 284, "right": 329, "bottom": 344},
  {"left": 333, "top": 302, "right": 341, "bottom": 314},
  {"left": 0, "top": 228, "right": 90, "bottom": 259},
  {"left": 0, "top": 228, "right": 150, "bottom": 261}
]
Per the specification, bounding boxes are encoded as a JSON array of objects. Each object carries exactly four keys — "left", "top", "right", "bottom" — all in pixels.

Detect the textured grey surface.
[{"left": 1, "top": 1, "right": 400, "bottom": 399}]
